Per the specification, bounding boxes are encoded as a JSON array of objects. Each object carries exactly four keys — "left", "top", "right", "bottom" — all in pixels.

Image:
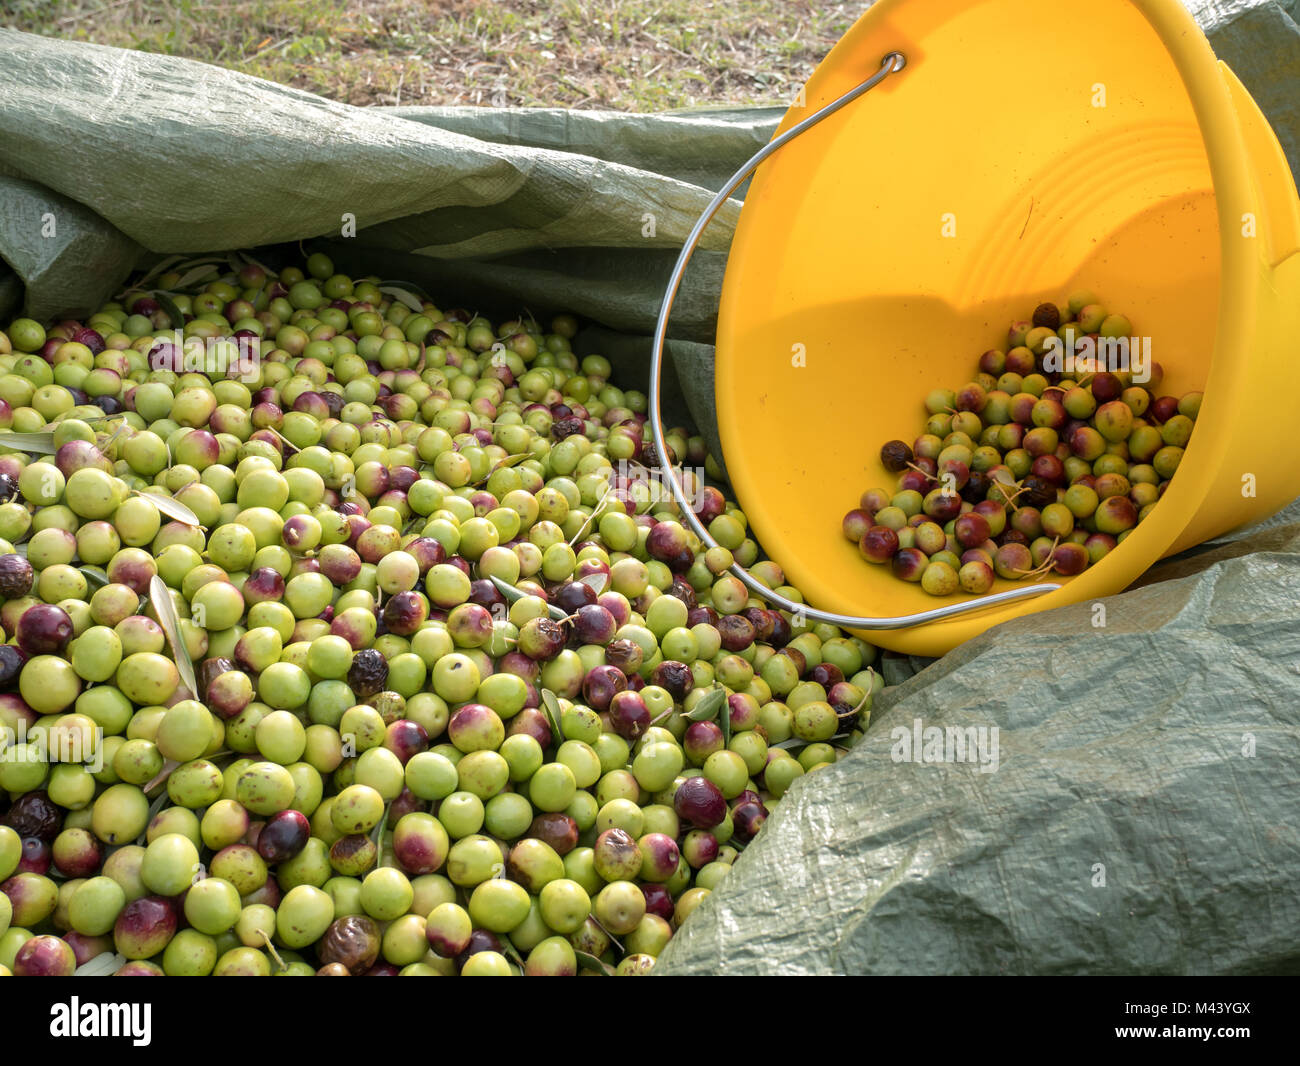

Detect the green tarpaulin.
[{"left": 1, "top": 0, "right": 1297, "bottom": 975}]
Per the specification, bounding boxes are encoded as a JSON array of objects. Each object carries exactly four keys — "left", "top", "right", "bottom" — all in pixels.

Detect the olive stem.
[
  {"left": 259, "top": 930, "right": 286, "bottom": 971},
  {"left": 1012, "top": 537, "right": 1062, "bottom": 581},
  {"left": 589, "top": 915, "right": 626, "bottom": 956},
  {"left": 567, "top": 481, "right": 614, "bottom": 547}
]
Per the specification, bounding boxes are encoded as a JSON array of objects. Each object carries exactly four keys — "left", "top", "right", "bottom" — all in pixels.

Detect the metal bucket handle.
[{"left": 646, "top": 52, "right": 1062, "bottom": 630}]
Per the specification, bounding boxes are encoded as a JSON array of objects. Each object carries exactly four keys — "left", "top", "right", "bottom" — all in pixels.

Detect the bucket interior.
[{"left": 716, "top": 0, "right": 1223, "bottom": 651}]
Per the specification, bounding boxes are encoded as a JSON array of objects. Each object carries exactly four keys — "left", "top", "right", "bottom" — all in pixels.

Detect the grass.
[{"left": 2, "top": 0, "right": 868, "bottom": 111}]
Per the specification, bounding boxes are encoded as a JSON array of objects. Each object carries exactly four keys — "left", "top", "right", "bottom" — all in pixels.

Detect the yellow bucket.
[{"left": 661, "top": 0, "right": 1300, "bottom": 657}]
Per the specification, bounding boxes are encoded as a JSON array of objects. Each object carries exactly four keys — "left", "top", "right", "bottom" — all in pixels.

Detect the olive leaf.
[
  {"left": 771, "top": 737, "right": 806, "bottom": 750},
  {"left": 684, "top": 686, "right": 726, "bottom": 724},
  {"left": 136, "top": 256, "right": 183, "bottom": 287},
  {"left": 472, "top": 452, "right": 530, "bottom": 488},
  {"left": 576, "top": 570, "right": 609, "bottom": 598},
  {"left": 227, "top": 250, "right": 274, "bottom": 276},
  {"left": 574, "top": 951, "right": 616, "bottom": 976},
  {"left": 0, "top": 431, "right": 58, "bottom": 454},
  {"left": 377, "top": 284, "right": 428, "bottom": 313},
  {"left": 97, "top": 424, "right": 129, "bottom": 459},
  {"left": 719, "top": 690, "right": 732, "bottom": 747},
  {"left": 135, "top": 778, "right": 176, "bottom": 842},
  {"left": 143, "top": 758, "right": 182, "bottom": 795},
  {"left": 82, "top": 567, "right": 110, "bottom": 589},
  {"left": 133, "top": 489, "right": 200, "bottom": 526},
  {"left": 492, "top": 453, "right": 531, "bottom": 471},
  {"left": 148, "top": 574, "right": 198, "bottom": 699},
  {"left": 130, "top": 253, "right": 191, "bottom": 290},
  {"left": 540, "top": 689, "right": 566, "bottom": 744},
  {"left": 172, "top": 263, "right": 221, "bottom": 290},
  {"left": 74, "top": 951, "right": 128, "bottom": 978},
  {"left": 369, "top": 802, "right": 392, "bottom": 863},
  {"left": 376, "top": 279, "right": 433, "bottom": 305},
  {"left": 238, "top": 252, "right": 275, "bottom": 274},
  {"left": 489, "top": 575, "right": 567, "bottom": 621},
  {"left": 150, "top": 291, "right": 186, "bottom": 330}
]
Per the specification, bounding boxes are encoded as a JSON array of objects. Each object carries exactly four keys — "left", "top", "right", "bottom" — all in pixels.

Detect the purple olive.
[
  {"left": 581, "top": 664, "right": 627, "bottom": 711},
  {"left": 256, "top": 809, "right": 310, "bottom": 864},
  {"left": 468, "top": 579, "right": 507, "bottom": 613},
  {"left": 318, "top": 914, "right": 381, "bottom": 975},
  {"left": 405, "top": 538, "right": 446, "bottom": 574},
  {"left": 388, "top": 786, "right": 426, "bottom": 822},
  {"left": 572, "top": 604, "right": 616, "bottom": 646},
  {"left": 506, "top": 708, "right": 553, "bottom": 749},
  {"left": 347, "top": 649, "right": 389, "bottom": 698},
  {"left": 497, "top": 650, "right": 540, "bottom": 683},
  {"left": 0, "top": 555, "right": 34, "bottom": 599},
  {"left": 517, "top": 617, "right": 566, "bottom": 661},
  {"left": 0, "top": 644, "right": 27, "bottom": 690},
  {"left": 455, "top": 929, "right": 503, "bottom": 972},
  {"left": 527, "top": 813, "right": 578, "bottom": 855},
  {"left": 113, "top": 896, "right": 178, "bottom": 960},
  {"left": 383, "top": 719, "right": 430, "bottom": 765},
  {"left": 13, "top": 935, "right": 77, "bottom": 977},
  {"left": 638, "top": 833, "right": 680, "bottom": 882},
  {"left": 4, "top": 790, "right": 62, "bottom": 841},
  {"left": 674, "top": 776, "right": 727, "bottom": 828},
  {"left": 650, "top": 661, "right": 693, "bottom": 701},
  {"left": 682, "top": 607, "right": 715, "bottom": 632},
  {"left": 716, "top": 614, "right": 755, "bottom": 652},
  {"left": 18, "top": 836, "right": 51, "bottom": 875},
  {"left": 51, "top": 828, "right": 101, "bottom": 878},
  {"left": 383, "top": 591, "right": 429, "bottom": 636},
  {"left": 641, "top": 883, "right": 674, "bottom": 922},
  {"left": 242, "top": 567, "right": 286, "bottom": 605},
  {"left": 319, "top": 545, "right": 364, "bottom": 585},
  {"left": 16, "top": 603, "right": 73, "bottom": 655},
  {"left": 809, "top": 663, "right": 844, "bottom": 689},
  {"left": 552, "top": 581, "right": 596, "bottom": 615},
  {"left": 740, "top": 608, "right": 774, "bottom": 643},
  {"left": 601, "top": 641, "right": 641, "bottom": 678},
  {"left": 683, "top": 721, "right": 725, "bottom": 764},
  {"left": 445, "top": 602, "right": 492, "bottom": 646},
  {"left": 607, "top": 690, "right": 650, "bottom": 742},
  {"left": 645, "top": 521, "right": 688, "bottom": 564},
  {"left": 731, "top": 800, "right": 769, "bottom": 843}
]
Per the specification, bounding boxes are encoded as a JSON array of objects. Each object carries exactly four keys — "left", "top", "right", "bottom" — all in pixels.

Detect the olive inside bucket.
[{"left": 651, "top": 0, "right": 1300, "bottom": 657}]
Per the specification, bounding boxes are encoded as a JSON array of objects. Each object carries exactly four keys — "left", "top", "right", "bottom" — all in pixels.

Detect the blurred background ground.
[{"left": 1, "top": 0, "right": 867, "bottom": 110}]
